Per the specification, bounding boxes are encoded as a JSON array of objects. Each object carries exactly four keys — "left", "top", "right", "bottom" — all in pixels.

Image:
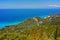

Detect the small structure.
[{"left": 39, "top": 21, "right": 43, "bottom": 24}]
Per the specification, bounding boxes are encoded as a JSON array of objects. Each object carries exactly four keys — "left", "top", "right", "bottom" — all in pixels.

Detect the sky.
[{"left": 0, "top": 0, "right": 60, "bottom": 9}]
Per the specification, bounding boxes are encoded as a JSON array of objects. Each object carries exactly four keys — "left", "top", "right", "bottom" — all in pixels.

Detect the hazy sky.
[{"left": 0, "top": 0, "right": 60, "bottom": 9}]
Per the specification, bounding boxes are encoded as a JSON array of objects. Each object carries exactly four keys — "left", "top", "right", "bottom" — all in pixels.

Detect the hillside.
[{"left": 0, "top": 14, "right": 60, "bottom": 40}]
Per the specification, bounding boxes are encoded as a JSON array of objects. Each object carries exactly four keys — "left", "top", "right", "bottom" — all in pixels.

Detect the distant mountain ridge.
[{"left": 33, "top": 14, "right": 60, "bottom": 25}]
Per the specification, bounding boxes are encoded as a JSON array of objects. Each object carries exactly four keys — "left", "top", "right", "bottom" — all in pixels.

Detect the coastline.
[
  {"left": 0, "top": 15, "right": 55, "bottom": 28},
  {"left": 0, "top": 22, "right": 20, "bottom": 28},
  {"left": 0, "top": 9, "right": 60, "bottom": 28}
]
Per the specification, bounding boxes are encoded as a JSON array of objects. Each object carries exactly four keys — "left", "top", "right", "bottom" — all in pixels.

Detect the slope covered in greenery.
[{"left": 0, "top": 14, "right": 60, "bottom": 40}]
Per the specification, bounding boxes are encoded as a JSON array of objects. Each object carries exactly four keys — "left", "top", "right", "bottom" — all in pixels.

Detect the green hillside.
[{"left": 0, "top": 14, "right": 60, "bottom": 40}]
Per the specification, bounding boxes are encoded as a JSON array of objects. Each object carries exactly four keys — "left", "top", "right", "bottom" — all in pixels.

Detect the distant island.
[{"left": 0, "top": 14, "right": 60, "bottom": 40}]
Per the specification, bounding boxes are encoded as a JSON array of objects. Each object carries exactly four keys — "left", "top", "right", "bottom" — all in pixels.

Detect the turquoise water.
[
  {"left": 0, "top": 9, "right": 60, "bottom": 28},
  {"left": 0, "top": 22, "right": 20, "bottom": 28}
]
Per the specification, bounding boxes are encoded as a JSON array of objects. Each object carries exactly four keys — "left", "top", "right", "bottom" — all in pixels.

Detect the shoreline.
[{"left": 0, "top": 22, "right": 21, "bottom": 28}]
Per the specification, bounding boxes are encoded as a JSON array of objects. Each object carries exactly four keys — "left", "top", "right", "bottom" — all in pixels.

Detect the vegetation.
[{"left": 0, "top": 14, "right": 60, "bottom": 40}]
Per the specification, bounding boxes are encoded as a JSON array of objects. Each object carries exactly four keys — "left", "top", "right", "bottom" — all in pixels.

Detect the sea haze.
[{"left": 0, "top": 9, "right": 60, "bottom": 28}]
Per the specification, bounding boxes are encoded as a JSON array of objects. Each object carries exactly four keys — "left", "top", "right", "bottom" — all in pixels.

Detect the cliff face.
[{"left": 0, "top": 14, "right": 60, "bottom": 40}]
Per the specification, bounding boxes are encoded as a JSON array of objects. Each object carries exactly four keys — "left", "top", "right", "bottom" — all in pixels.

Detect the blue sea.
[{"left": 0, "top": 9, "right": 60, "bottom": 28}]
